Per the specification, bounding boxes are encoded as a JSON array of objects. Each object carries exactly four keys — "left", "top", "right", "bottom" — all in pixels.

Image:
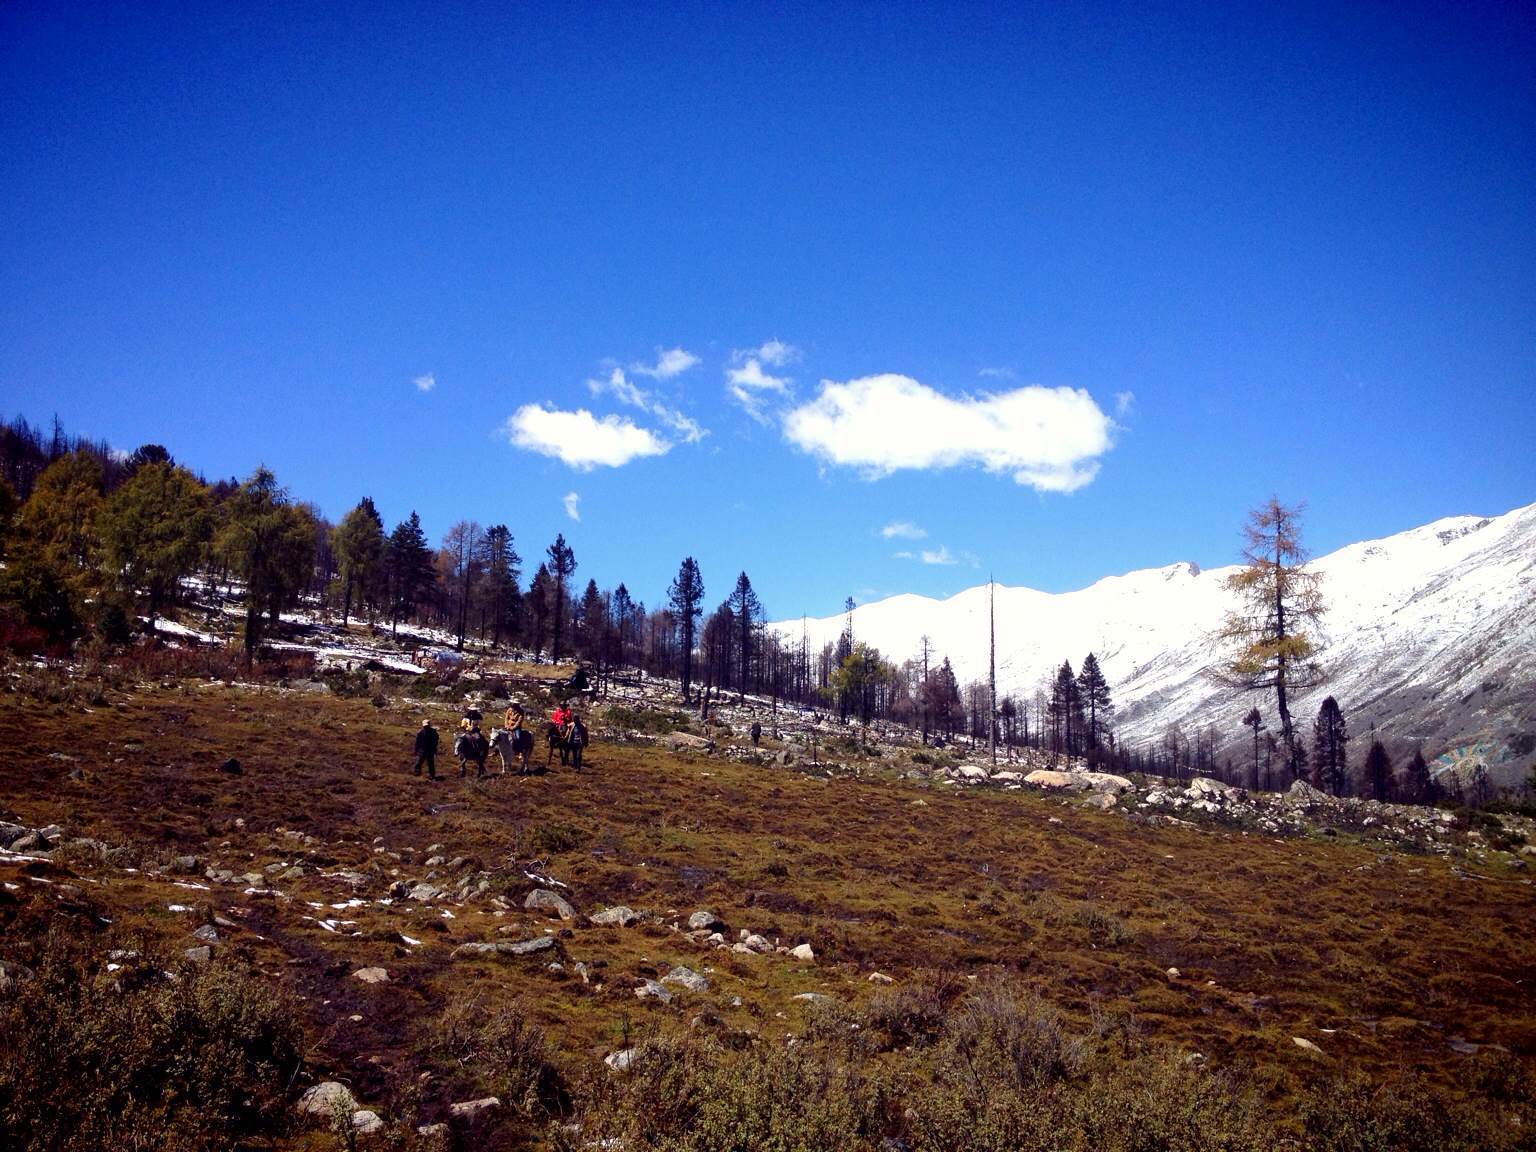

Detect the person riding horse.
[
  {"left": 490, "top": 702, "right": 536, "bottom": 774},
  {"left": 545, "top": 703, "right": 586, "bottom": 771}
]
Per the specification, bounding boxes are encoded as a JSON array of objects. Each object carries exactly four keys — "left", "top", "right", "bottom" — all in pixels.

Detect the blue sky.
[{"left": 3, "top": 2, "right": 1532, "bottom": 621}]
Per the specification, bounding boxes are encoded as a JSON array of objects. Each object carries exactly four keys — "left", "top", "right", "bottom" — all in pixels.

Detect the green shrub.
[{"left": 0, "top": 927, "right": 304, "bottom": 1152}]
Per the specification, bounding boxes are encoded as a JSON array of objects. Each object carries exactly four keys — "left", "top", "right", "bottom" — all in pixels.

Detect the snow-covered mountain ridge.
[{"left": 773, "top": 501, "right": 1536, "bottom": 780}]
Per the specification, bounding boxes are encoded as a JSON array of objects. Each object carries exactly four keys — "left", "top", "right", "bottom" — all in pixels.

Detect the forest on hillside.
[{"left": 0, "top": 413, "right": 1521, "bottom": 810}]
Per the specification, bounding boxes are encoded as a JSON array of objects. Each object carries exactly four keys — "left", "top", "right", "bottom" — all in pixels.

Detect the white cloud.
[
  {"left": 109, "top": 447, "right": 132, "bottom": 463},
  {"left": 563, "top": 491, "right": 581, "bottom": 521},
  {"left": 725, "top": 358, "right": 793, "bottom": 422},
  {"left": 892, "top": 550, "right": 914, "bottom": 559},
  {"left": 978, "top": 366, "right": 1015, "bottom": 380},
  {"left": 920, "top": 546, "right": 959, "bottom": 565},
  {"left": 504, "top": 404, "right": 670, "bottom": 470},
  {"left": 1115, "top": 390, "right": 1136, "bottom": 417},
  {"left": 413, "top": 373, "right": 436, "bottom": 392},
  {"left": 589, "top": 366, "right": 707, "bottom": 444},
  {"left": 881, "top": 520, "right": 928, "bottom": 540},
  {"left": 630, "top": 346, "right": 700, "bottom": 379},
  {"left": 782, "top": 374, "right": 1113, "bottom": 493},
  {"left": 753, "top": 339, "right": 801, "bottom": 368}
]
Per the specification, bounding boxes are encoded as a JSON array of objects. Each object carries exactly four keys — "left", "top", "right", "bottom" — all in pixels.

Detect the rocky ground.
[{"left": 3, "top": 654, "right": 1534, "bottom": 1149}]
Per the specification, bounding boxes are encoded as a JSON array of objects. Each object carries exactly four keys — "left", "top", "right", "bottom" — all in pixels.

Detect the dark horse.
[{"left": 544, "top": 719, "right": 587, "bottom": 772}]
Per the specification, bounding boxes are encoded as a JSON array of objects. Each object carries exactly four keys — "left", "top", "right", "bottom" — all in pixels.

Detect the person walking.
[{"left": 412, "top": 719, "right": 440, "bottom": 780}]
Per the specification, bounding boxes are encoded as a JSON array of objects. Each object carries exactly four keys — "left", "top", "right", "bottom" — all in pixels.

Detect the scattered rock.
[
  {"left": 191, "top": 924, "right": 219, "bottom": 944},
  {"left": 353, "top": 967, "right": 389, "bottom": 985},
  {"left": 351, "top": 1109, "right": 384, "bottom": 1135},
  {"left": 663, "top": 731, "right": 715, "bottom": 753},
  {"left": 407, "top": 883, "right": 440, "bottom": 902},
  {"left": 635, "top": 979, "right": 674, "bottom": 1003},
  {"left": 299, "top": 1081, "right": 359, "bottom": 1118},
  {"left": 452, "top": 936, "right": 557, "bottom": 960},
  {"left": 525, "top": 889, "right": 576, "bottom": 920},
  {"left": 590, "top": 905, "right": 641, "bottom": 927},
  {"left": 792, "top": 992, "right": 833, "bottom": 1005},
  {"left": 184, "top": 946, "right": 212, "bottom": 963},
  {"left": 416, "top": 1122, "right": 449, "bottom": 1140},
  {"left": 867, "top": 971, "right": 895, "bottom": 984},
  {"left": 604, "top": 1048, "right": 638, "bottom": 1072},
  {"left": 1166, "top": 968, "right": 1180, "bottom": 980},
  {"left": 449, "top": 1097, "right": 501, "bottom": 1120},
  {"left": 661, "top": 965, "right": 709, "bottom": 993},
  {"left": 688, "top": 909, "right": 724, "bottom": 931},
  {"left": 789, "top": 943, "right": 816, "bottom": 963},
  {"left": 8, "top": 832, "right": 45, "bottom": 854},
  {"left": 1293, "top": 1036, "right": 1324, "bottom": 1055},
  {"left": 742, "top": 933, "right": 772, "bottom": 954}
]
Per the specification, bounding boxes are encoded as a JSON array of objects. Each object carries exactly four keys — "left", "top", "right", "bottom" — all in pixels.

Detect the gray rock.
[
  {"left": 449, "top": 1097, "right": 500, "bottom": 1120},
  {"left": 192, "top": 924, "right": 219, "bottom": 944},
  {"left": 452, "top": 936, "right": 557, "bottom": 960},
  {"left": 635, "top": 979, "right": 673, "bottom": 1003},
  {"left": 8, "top": 832, "right": 44, "bottom": 853},
  {"left": 604, "top": 1048, "right": 638, "bottom": 1071},
  {"left": 184, "top": 946, "right": 212, "bottom": 963},
  {"left": 172, "top": 855, "right": 201, "bottom": 873},
  {"left": 416, "top": 1122, "right": 449, "bottom": 1139},
  {"left": 661, "top": 965, "right": 708, "bottom": 993},
  {"left": 525, "top": 889, "right": 576, "bottom": 920},
  {"left": 1293, "top": 1036, "right": 1324, "bottom": 1055},
  {"left": 299, "top": 1081, "right": 359, "bottom": 1118},
  {"left": 688, "top": 909, "right": 723, "bottom": 931},
  {"left": 590, "top": 905, "right": 641, "bottom": 927},
  {"left": 407, "top": 883, "right": 440, "bottom": 902},
  {"left": 36, "top": 824, "right": 63, "bottom": 843},
  {"left": 663, "top": 731, "right": 715, "bottom": 753},
  {"left": 352, "top": 967, "right": 389, "bottom": 985},
  {"left": 0, "top": 822, "right": 27, "bottom": 848},
  {"left": 789, "top": 943, "right": 816, "bottom": 962},
  {"left": 792, "top": 992, "right": 833, "bottom": 1005},
  {"left": 742, "top": 933, "right": 772, "bottom": 954},
  {"left": 351, "top": 1109, "right": 385, "bottom": 1134}
]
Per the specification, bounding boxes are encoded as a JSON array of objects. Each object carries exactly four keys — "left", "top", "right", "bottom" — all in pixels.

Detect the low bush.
[{"left": 0, "top": 926, "right": 304, "bottom": 1152}]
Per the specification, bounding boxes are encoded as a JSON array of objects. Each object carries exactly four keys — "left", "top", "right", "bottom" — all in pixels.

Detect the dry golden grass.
[{"left": 2, "top": 667, "right": 1533, "bottom": 1148}]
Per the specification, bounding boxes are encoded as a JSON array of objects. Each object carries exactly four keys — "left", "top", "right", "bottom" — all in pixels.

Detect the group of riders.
[{"left": 410, "top": 668, "right": 592, "bottom": 781}]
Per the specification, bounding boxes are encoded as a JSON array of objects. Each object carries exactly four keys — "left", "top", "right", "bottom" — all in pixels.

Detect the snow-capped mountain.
[{"left": 773, "top": 501, "right": 1536, "bottom": 782}]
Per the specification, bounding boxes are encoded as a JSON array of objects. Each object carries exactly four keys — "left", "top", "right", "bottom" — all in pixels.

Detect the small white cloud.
[
  {"left": 630, "top": 346, "right": 700, "bottom": 379},
  {"left": 782, "top": 373, "right": 1113, "bottom": 493},
  {"left": 753, "top": 339, "right": 801, "bottom": 368},
  {"left": 109, "top": 447, "right": 132, "bottom": 463},
  {"left": 978, "top": 367, "right": 1015, "bottom": 380},
  {"left": 504, "top": 405, "right": 670, "bottom": 470},
  {"left": 920, "top": 546, "right": 958, "bottom": 566},
  {"left": 725, "top": 358, "right": 793, "bottom": 422},
  {"left": 1115, "top": 390, "right": 1135, "bottom": 417},
  {"left": 413, "top": 373, "right": 436, "bottom": 392},
  {"left": 881, "top": 520, "right": 928, "bottom": 540},
  {"left": 563, "top": 491, "right": 581, "bottom": 521},
  {"left": 589, "top": 366, "right": 707, "bottom": 444},
  {"left": 892, "top": 550, "right": 914, "bottom": 560}
]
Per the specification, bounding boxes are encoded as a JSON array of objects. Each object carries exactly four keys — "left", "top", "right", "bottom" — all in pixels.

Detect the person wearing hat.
[{"left": 412, "top": 719, "right": 440, "bottom": 780}]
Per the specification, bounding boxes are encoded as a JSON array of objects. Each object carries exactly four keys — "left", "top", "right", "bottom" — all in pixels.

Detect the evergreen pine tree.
[
  {"left": 667, "top": 557, "right": 704, "bottom": 701},
  {"left": 480, "top": 525, "right": 522, "bottom": 648},
  {"left": 1311, "top": 696, "right": 1349, "bottom": 795},
  {"left": 546, "top": 534, "right": 577, "bottom": 662},
  {"left": 384, "top": 512, "right": 433, "bottom": 634},
  {"left": 98, "top": 461, "right": 210, "bottom": 629},
  {"left": 1363, "top": 739, "right": 1393, "bottom": 802},
  {"left": 331, "top": 497, "right": 386, "bottom": 625},
  {"left": 727, "top": 571, "right": 763, "bottom": 702},
  {"left": 1076, "top": 653, "right": 1114, "bottom": 758},
  {"left": 1401, "top": 748, "right": 1434, "bottom": 805}
]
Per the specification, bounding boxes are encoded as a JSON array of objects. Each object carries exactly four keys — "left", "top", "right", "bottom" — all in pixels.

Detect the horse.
[
  {"left": 544, "top": 719, "right": 587, "bottom": 772},
  {"left": 489, "top": 727, "right": 539, "bottom": 775}
]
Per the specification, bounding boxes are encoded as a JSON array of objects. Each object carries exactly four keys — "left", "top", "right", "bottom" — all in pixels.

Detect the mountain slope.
[{"left": 774, "top": 502, "right": 1536, "bottom": 782}]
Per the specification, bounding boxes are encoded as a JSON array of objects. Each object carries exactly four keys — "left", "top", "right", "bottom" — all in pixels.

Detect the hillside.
[
  {"left": 2, "top": 658, "right": 1535, "bottom": 1149},
  {"left": 777, "top": 501, "right": 1536, "bottom": 784}
]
